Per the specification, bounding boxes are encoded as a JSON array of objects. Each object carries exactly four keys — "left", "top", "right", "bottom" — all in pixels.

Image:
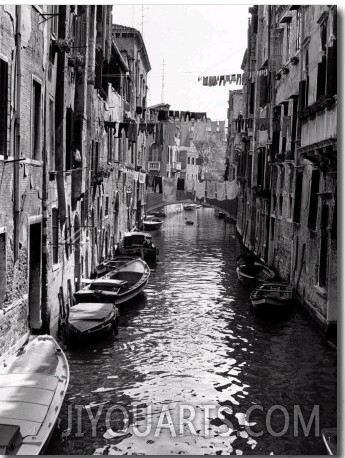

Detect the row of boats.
[
  {"left": 0, "top": 254, "right": 151, "bottom": 455},
  {"left": 236, "top": 257, "right": 294, "bottom": 314},
  {"left": 0, "top": 230, "right": 336, "bottom": 454}
]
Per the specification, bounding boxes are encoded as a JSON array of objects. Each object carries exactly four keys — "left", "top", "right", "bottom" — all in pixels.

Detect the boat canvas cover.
[
  {"left": 119, "top": 260, "right": 146, "bottom": 274},
  {"left": 69, "top": 303, "right": 114, "bottom": 321}
]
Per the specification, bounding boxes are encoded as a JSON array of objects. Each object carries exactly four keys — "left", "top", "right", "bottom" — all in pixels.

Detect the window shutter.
[{"left": 326, "top": 44, "right": 337, "bottom": 97}]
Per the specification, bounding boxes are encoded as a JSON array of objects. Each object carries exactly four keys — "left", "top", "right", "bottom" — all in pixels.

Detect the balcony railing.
[{"left": 148, "top": 161, "right": 160, "bottom": 171}]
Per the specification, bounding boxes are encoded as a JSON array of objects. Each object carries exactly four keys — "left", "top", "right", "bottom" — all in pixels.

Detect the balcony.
[
  {"left": 172, "top": 162, "right": 181, "bottom": 171},
  {"left": 148, "top": 161, "right": 160, "bottom": 172}
]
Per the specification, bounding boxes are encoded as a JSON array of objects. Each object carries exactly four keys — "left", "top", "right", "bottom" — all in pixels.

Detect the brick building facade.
[
  {"left": 232, "top": 5, "right": 337, "bottom": 335},
  {"left": 0, "top": 6, "right": 153, "bottom": 358}
]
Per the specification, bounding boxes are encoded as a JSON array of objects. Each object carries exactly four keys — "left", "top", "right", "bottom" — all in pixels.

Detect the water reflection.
[{"left": 48, "top": 207, "right": 336, "bottom": 455}]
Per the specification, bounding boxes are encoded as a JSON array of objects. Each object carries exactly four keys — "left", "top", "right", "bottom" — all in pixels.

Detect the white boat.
[
  {"left": 183, "top": 204, "right": 196, "bottom": 211},
  {"left": 0, "top": 335, "right": 69, "bottom": 455},
  {"left": 142, "top": 217, "right": 164, "bottom": 231},
  {"left": 322, "top": 428, "right": 337, "bottom": 455},
  {"left": 75, "top": 257, "right": 150, "bottom": 307}
]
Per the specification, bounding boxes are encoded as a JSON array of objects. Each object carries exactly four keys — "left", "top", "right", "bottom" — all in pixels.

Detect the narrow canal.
[{"left": 48, "top": 207, "right": 337, "bottom": 455}]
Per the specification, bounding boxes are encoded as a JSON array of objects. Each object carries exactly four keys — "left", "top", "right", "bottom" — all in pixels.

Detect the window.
[
  {"left": 0, "top": 232, "right": 6, "bottom": 307},
  {"left": 65, "top": 107, "right": 75, "bottom": 170},
  {"left": 286, "top": 21, "right": 291, "bottom": 60},
  {"left": 32, "top": 79, "right": 42, "bottom": 159},
  {"left": 0, "top": 59, "right": 8, "bottom": 157},
  {"left": 49, "top": 99, "right": 55, "bottom": 170},
  {"left": 52, "top": 208, "right": 59, "bottom": 264},
  {"left": 308, "top": 169, "right": 320, "bottom": 231},
  {"left": 295, "top": 10, "right": 301, "bottom": 52},
  {"left": 293, "top": 171, "right": 303, "bottom": 223},
  {"left": 319, "top": 203, "right": 329, "bottom": 287},
  {"left": 187, "top": 157, "right": 190, "bottom": 165},
  {"left": 105, "top": 196, "right": 109, "bottom": 216},
  {"left": 51, "top": 5, "right": 59, "bottom": 36}
]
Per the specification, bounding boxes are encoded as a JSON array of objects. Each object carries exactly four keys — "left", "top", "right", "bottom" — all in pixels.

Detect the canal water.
[{"left": 48, "top": 207, "right": 337, "bottom": 455}]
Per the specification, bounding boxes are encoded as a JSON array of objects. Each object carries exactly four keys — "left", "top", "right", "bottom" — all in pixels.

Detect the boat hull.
[
  {"left": 142, "top": 221, "right": 163, "bottom": 231},
  {"left": 0, "top": 336, "right": 69, "bottom": 455}
]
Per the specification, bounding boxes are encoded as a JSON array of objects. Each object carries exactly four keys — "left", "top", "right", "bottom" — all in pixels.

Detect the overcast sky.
[{"left": 112, "top": 5, "right": 249, "bottom": 121}]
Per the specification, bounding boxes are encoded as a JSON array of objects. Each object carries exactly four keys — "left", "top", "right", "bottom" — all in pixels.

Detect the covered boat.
[
  {"left": 66, "top": 302, "right": 119, "bottom": 340},
  {"left": 117, "top": 232, "right": 158, "bottom": 262},
  {"left": 0, "top": 335, "right": 69, "bottom": 455},
  {"left": 75, "top": 257, "right": 150, "bottom": 306},
  {"left": 322, "top": 428, "right": 337, "bottom": 455},
  {"left": 148, "top": 211, "right": 166, "bottom": 218},
  {"left": 236, "top": 262, "right": 275, "bottom": 287},
  {"left": 250, "top": 282, "right": 294, "bottom": 313}
]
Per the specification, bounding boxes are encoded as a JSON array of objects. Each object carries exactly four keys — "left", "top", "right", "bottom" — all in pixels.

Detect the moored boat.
[
  {"left": 142, "top": 217, "right": 164, "bottom": 231},
  {"left": 66, "top": 302, "right": 119, "bottom": 340},
  {"left": 322, "top": 428, "right": 337, "bottom": 455},
  {"left": 148, "top": 211, "right": 166, "bottom": 218},
  {"left": 117, "top": 232, "right": 159, "bottom": 262},
  {"left": 185, "top": 220, "right": 194, "bottom": 225},
  {"left": 236, "top": 262, "right": 275, "bottom": 287},
  {"left": 183, "top": 204, "right": 196, "bottom": 211},
  {"left": 96, "top": 256, "right": 138, "bottom": 277},
  {"left": 0, "top": 335, "right": 69, "bottom": 455},
  {"left": 75, "top": 257, "right": 150, "bottom": 306},
  {"left": 250, "top": 282, "right": 294, "bottom": 314}
]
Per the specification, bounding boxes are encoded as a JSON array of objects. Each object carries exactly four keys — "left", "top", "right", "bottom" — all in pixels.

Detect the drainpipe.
[
  {"left": 41, "top": 51, "right": 49, "bottom": 334},
  {"left": 14, "top": 6, "right": 22, "bottom": 262}
]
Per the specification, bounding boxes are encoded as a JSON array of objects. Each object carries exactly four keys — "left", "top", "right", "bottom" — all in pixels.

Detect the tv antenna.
[{"left": 161, "top": 59, "right": 165, "bottom": 103}]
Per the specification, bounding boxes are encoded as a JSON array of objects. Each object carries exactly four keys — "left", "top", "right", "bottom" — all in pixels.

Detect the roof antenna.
[{"left": 161, "top": 59, "right": 165, "bottom": 103}]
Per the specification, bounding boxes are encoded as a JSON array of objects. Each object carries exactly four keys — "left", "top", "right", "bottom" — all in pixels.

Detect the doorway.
[{"left": 28, "top": 222, "right": 42, "bottom": 330}]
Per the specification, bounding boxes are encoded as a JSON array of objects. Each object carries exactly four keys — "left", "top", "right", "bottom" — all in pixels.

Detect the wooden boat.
[
  {"left": 185, "top": 220, "right": 194, "bottom": 225},
  {"left": 0, "top": 335, "right": 69, "bottom": 455},
  {"left": 75, "top": 257, "right": 150, "bottom": 306},
  {"left": 117, "top": 232, "right": 159, "bottom": 262},
  {"left": 236, "top": 262, "right": 275, "bottom": 286},
  {"left": 250, "top": 282, "right": 294, "bottom": 313},
  {"left": 66, "top": 302, "right": 119, "bottom": 340},
  {"left": 322, "top": 428, "right": 337, "bottom": 455},
  {"left": 142, "top": 217, "right": 164, "bottom": 231},
  {"left": 183, "top": 204, "right": 196, "bottom": 211},
  {"left": 96, "top": 256, "right": 138, "bottom": 277},
  {"left": 148, "top": 211, "right": 166, "bottom": 218}
]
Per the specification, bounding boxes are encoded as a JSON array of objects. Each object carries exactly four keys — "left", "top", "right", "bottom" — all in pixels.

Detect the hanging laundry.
[
  {"left": 165, "top": 122, "right": 176, "bottom": 146},
  {"left": 158, "top": 176, "right": 163, "bottom": 194},
  {"left": 203, "top": 76, "right": 208, "bottom": 86},
  {"left": 139, "top": 172, "right": 146, "bottom": 184},
  {"left": 195, "top": 180, "right": 205, "bottom": 200},
  {"left": 225, "top": 75, "right": 231, "bottom": 84},
  {"left": 169, "top": 110, "right": 174, "bottom": 118},
  {"left": 208, "top": 76, "right": 217, "bottom": 86},
  {"left": 180, "top": 111, "right": 186, "bottom": 122},
  {"left": 139, "top": 123, "right": 147, "bottom": 133},
  {"left": 230, "top": 74, "right": 236, "bottom": 83},
  {"left": 133, "top": 171, "right": 139, "bottom": 182},
  {"left": 174, "top": 110, "right": 180, "bottom": 118},
  {"left": 179, "top": 123, "right": 190, "bottom": 147},
  {"left": 119, "top": 123, "right": 129, "bottom": 138},
  {"left": 162, "top": 177, "right": 177, "bottom": 202},
  {"left": 216, "top": 182, "right": 226, "bottom": 201},
  {"left": 256, "top": 117, "right": 270, "bottom": 131},
  {"left": 219, "top": 75, "right": 225, "bottom": 86},
  {"left": 236, "top": 73, "right": 242, "bottom": 85},
  {"left": 147, "top": 123, "right": 155, "bottom": 135},
  {"left": 177, "top": 177, "right": 185, "bottom": 191},
  {"left": 207, "top": 181, "right": 216, "bottom": 199},
  {"left": 225, "top": 180, "right": 239, "bottom": 200}
]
